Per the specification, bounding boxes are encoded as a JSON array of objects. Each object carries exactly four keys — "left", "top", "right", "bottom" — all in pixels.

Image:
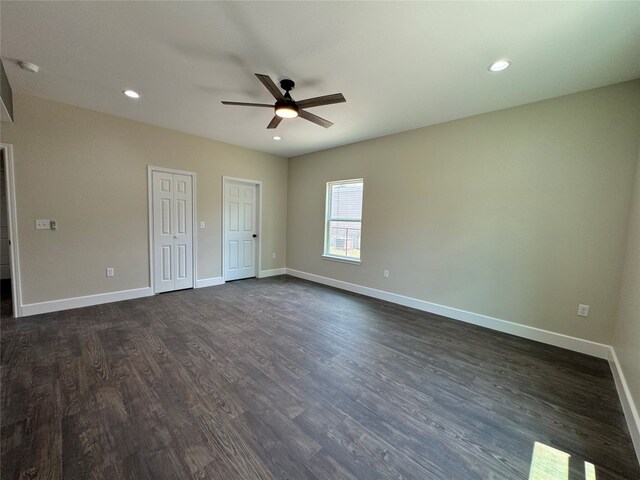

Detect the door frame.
[
  {"left": 0, "top": 143, "right": 22, "bottom": 317},
  {"left": 147, "top": 165, "right": 197, "bottom": 294},
  {"left": 222, "top": 176, "right": 262, "bottom": 282}
]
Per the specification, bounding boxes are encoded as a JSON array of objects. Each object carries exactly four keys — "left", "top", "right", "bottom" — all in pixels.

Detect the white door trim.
[
  {"left": 222, "top": 176, "right": 263, "bottom": 281},
  {"left": 148, "top": 165, "right": 197, "bottom": 294},
  {"left": 0, "top": 143, "right": 22, "bottom": 317}
]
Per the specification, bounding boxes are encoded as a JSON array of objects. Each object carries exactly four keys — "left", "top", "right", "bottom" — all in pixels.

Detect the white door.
[
  {"left": 224, "top": 181, "right": 257, "bottom": 281},
  {"left": 152, "top": 171, "right": 194, "bottom": 293}
]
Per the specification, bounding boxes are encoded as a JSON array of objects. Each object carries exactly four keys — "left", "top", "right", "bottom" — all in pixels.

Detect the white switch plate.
[
  {"left": 577, "top": 304, "right": 589, "bottom": 317},
  {"left": 272, "top": 252, "right": 276, "bottom": 259},
  {"left": 35, "top": 219, "right": 50, "bottom": 230},
  {"left": 106, "top": 267, "right": 114, "bottom": 277},
  {"left": 383, "top": 269, "right": 390, "bottom": 278},
  {"left": 200, "top": 221, "right": 205, "bottom": 229}
]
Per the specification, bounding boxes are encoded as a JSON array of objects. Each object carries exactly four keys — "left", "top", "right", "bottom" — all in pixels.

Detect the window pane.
[
  {"left": 328, "top": 221, "right": 361, "bottom": 258},
  {"left": 325, "top": 179, "right": 363, "bottom": 260},
  {"left": 330, "top": 182, "right": 363, "bottom": 220}
]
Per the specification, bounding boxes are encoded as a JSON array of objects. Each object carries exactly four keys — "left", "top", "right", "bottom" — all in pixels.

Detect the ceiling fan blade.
[
  {"left": 299, "top": 109, "right": 333, "bottom": 128},
  {"left": 296, "top": 93, "right": 346, "bottom": 109},
  {"left": 267, "top": 116, "right": 282, "bottom": 129},
  {"left": 255, "top": 74, "right": 285, "bottom": 100},
  {"left": 221, "top": 101, "right": 274, "bottom": 108}
]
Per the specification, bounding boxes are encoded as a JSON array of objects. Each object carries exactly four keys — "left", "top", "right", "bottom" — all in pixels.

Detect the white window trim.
[
  {"left": 321, "top": 254, "right": 361, "bottom": 265},
  {"left": 323, "top": 178, "right": 363, "bottom": 263}
]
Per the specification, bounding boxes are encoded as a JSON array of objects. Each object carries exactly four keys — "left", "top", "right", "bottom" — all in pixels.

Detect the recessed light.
[
  {"left": 123, "top": 89, "right": 140, "bottom": 99},
  {"left": 488, "top": 59, "right": 510, "bottom": 72},
  {"left": 272, "top": 136, "right": 282, "bottom": 141}
]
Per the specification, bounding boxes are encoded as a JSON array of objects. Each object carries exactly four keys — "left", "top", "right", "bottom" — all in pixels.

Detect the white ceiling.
[{"left": 1, "top": 1, "right": 639, "bottom": 157}]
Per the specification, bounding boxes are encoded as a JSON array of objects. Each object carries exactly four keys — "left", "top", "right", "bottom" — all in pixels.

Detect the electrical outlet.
[
  {"left": 35, "top": 219, "right": 50, "bottom": 230},
  {"left": 106, "top": 267, "right": 114, "bottom": 277},
  {"left": 577, "top": 304, "right": 589, "bottom": 317},
  {"left": 383, "top": 269, "right": 390, "bottom": 278},
  {"left": 272, "top": 252, "right": 277, "bottom": 259}
]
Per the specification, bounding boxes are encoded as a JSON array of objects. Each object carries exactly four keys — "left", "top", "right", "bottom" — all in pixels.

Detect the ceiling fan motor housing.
[
  {"left": 280, "top": 79, "right": 295, "bottom": 91},
  {"left": 275, "top": 79, "right": 299, "bottom": 117}
]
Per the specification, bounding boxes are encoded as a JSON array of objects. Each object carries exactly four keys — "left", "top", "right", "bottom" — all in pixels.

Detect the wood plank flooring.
[{"left": 1, "top": 275, "right": 638, "bottom": 479}]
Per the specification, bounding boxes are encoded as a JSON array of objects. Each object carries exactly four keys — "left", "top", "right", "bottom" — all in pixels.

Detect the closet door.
[
  {"left": 172, "top": 174, "right": 193, "bottom": 290},
  {"left": 152, "top": 171, "right": 193, "bottom": 293}
]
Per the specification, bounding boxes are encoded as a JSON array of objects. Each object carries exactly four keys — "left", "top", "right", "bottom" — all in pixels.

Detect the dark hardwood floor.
[{"left": 1, "top": 275, "right": 638, "bottom": 479}]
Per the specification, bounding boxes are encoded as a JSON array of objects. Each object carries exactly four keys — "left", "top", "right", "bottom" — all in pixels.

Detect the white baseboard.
[
  {"left": 21, "top": 287, "right": 153, "bottom": 317},
  {"left": 285, "top": 268, "right": 611, "bottom": 359},
  {"left": 195, "top": 277, "right": 225, "bottom": 288},
  {"left": 259, "top": 268, "right": 286, "bottom": 278},
  {"left": 608, "top": 347, "right": 640, "bottom": 462}
]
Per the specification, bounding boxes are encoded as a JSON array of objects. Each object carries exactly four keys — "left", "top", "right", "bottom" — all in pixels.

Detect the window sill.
[{"left": 321, "top": 254, "right": 361, "bottom": 265}]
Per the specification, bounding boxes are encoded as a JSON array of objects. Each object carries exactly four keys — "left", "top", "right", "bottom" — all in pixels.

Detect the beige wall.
[
  {"left": 1, "top": 93, "right": 287, "bottom": 304},
  {"left": 288, "top": 80, "right": 640, "bottom": 344},
  {"left": 613, "top": 146, "right": 640, "bottom": 410}
]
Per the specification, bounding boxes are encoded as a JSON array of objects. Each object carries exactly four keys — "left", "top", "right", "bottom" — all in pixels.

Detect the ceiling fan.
[{"left": 221, "top": 73, "right": 346, "bottom": 129}]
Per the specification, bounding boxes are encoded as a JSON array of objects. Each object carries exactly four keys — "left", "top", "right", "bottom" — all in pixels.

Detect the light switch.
[{"left": 200, "top": 221, "right": 205, "bottom": 229}]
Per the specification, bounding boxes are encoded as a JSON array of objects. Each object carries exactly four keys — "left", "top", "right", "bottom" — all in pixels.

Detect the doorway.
[
  {"left": 0, "top": 143, "right": 21, "bottom": 317},
  {"left": 223, "top": 177, "right": 261, "bottom": 281},
  {"left": 148, "top": 167, "right": 196, "bottom": 293},
  {"left": 1, "top": 149, "right": 10, "bottom": 315}
]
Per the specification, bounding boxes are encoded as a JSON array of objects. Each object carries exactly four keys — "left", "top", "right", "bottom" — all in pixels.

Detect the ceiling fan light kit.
[
  {"left": 222, "top": 73, "right": 345, "bottom": 129},
  {"left": 275, "top": 102, "right": 299, "bottom": 118}
]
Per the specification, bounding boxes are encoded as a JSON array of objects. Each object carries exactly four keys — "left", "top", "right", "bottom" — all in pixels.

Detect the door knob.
[{"left": 253, "top": 234, "right": 257, "bottom": 238}]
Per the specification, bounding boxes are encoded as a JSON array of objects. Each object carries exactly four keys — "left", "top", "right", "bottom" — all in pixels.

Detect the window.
[{"left": 324, "top": 178, "right": 363, "bottom": 262}]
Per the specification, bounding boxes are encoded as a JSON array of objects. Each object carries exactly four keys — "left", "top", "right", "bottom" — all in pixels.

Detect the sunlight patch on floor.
[
  {"left": 529, "top": 442, "right": 569, "bottom": 479},
  {"left": 528, "top": 442, "right": 597, "bottom": 480}
]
